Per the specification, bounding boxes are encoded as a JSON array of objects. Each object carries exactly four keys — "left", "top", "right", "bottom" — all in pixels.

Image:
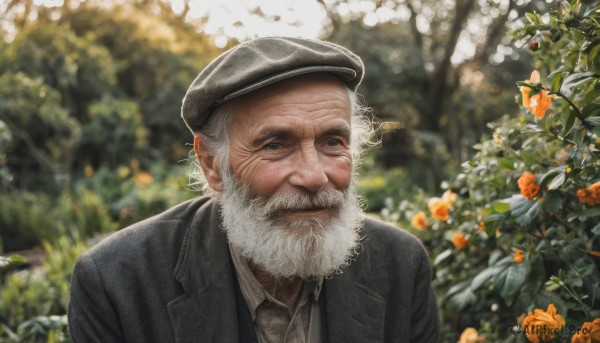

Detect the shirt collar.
[{"left": 228, "top": 243, "right": 323, "bottom": 318}]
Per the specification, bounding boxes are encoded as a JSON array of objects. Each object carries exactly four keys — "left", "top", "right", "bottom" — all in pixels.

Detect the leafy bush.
[
  {"left": 0, "top": 237, "right": 87, "bottom": 342},
  {"left": 74, "top": 162, "right": 196, "bottom": 227},
  {"left": 0, "top": 190, "right": 115, "bottom": 253},
  {"left": 356, "top": 158, "right": 424, "bottom": 212},
  {"left": 383, "top": 1, "right": 600, "bottom": 341},
  {"left": 0, "top": 192, "right": 58, "bottom": 252},
  {"left": 0, "top": 72, "right": 81, "bottom": 192},
  {"left": 82, "top": 97, "right": 149, "bottom": 168}
]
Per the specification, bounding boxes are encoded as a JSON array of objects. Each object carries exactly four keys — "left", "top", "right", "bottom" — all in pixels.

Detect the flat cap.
[{"left": 181, "top": 36, "right": 364, "bottom": 132}]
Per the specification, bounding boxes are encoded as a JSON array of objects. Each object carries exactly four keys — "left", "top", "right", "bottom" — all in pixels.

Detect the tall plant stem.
[{"left": 550, "top": 91, "right": 594, "bottom": 131}]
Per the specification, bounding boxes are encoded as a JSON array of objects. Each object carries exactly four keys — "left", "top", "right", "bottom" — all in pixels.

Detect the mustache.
[{"left": 251, "top": 188, "right": 347, "bottom": 216}]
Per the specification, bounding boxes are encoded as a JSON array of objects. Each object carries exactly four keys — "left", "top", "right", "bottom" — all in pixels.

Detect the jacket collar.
[
  {"left": 167, "top": 198, "right": 243, "bottom": 342},
  {"left": 167, "top": 198, "right": 386, "bottom": 342}
]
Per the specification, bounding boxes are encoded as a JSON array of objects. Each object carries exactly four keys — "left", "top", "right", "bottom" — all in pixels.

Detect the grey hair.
[{"left": 188, "top": 87, "right": 375, "bottom": 193}]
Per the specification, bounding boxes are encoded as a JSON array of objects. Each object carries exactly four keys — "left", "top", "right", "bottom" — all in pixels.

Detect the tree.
[{"left": 0, "top": 72, "right": 81, "bottom": 191}]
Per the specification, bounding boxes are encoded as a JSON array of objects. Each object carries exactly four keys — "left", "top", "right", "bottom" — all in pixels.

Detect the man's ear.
[{"left": 194, "top": 135, "right": 223, "bottom": 192}]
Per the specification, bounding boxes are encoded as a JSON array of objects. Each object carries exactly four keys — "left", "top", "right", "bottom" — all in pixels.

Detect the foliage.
[
  {"left": 383, "top": 1, "right": 600, "bottom": 341},
  {"left": 0, "top": 192, "right": 55, "bottom": 252},
  {"left": 356, "top": 155, "right": 424, "bottom": 212},
  {"left": 82, "top": 97, "right": 148, "bottom": 168},
  {"left": 0, "top": 255, "right": 25, "bottom": 270},
  {"left": 0, "top": 2, "right": 221, "bottom": 194},
  {"left": 0, "top": 237, "right": 87, "bottom": 342},
  {"left": 74, "top": 162, "right": 196, "bottom": 227},
  {"left": 0, "top": 72, "right": 81, "bottom": 192},
  {"left": 321, "top": 0, "right": 543, "bottom": 189},
  {"left": 0, "top": 190, "right": 114, "bottom": 253}
]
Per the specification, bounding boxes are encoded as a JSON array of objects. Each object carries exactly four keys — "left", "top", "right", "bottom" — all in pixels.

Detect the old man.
[{"left": 68, "top": 37, "right": 440, "bottom": 342}]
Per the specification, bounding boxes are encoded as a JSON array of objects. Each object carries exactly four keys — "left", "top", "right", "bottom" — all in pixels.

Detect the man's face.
[
  {"left": 227, "top": 74, "right": 353, "bottom": 227},
  {"left": 215, "top": 74, "right": 362, "bottom": 279}
]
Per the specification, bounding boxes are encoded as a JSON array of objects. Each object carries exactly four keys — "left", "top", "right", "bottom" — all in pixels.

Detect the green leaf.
[
  {"left": 584, "top": 207, "right": 600, "bottom": 218},
  {"left": 547, "top": 173, "right": 566, "bottom": 190},
  {"left": 433, "top": 249, "right": 453, "bottom": 266},
  {"left": 540, "top": 167, "right": 566, "bottom": 185},
  {"left": 542, "top": 191, "right": 562, "bottom": 212},
  {"left": 471, "top": 267, "right": 497, "bottom": 291},
  {"left": 559, "top": 72, "right": 596, "bottom": 97},
  {"left": 525, "top": 12, "right": 540, "bottom": 24},
  {"left": 585, "top": 116, "right": 600, "bottom": 126},
  {"left": 0, "top": 254, "right": 25, "bottom": 269},
  {"left": 573, "top": 126, "right": 587, "bottom": 147},
  {"left": 492, "top": 201, "right": 511, "bottom": 214},
  {"left": 499, "top": 158, "right": 517, "bottom": 170},
  {"left": 563, "top": 111, "right": 577, "bottom": 136},
  {"left": 509, "top": 195, "right": 542, "bottom": 226},
  {"left": 446, "top": 280, "right": 476, "bottom": 311},
  {"left": 492, "top": 258, "right": 531, "bottom": 303},
  {"left": 520, "top": 150, "right": 540, "bottom": 164},
  {"left": 546, "top": 282, "right": 561, "bottom": 291}
]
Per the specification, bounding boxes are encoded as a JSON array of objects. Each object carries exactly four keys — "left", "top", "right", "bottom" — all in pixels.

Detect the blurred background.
[{"left": 0, "top": 0, "right": 575, "bottom": 341}]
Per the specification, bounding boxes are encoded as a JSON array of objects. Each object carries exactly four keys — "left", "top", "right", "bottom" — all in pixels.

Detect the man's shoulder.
[
  {"left": 80, "top": 196, "right": 215, "bottom": 267},
  {"left": 357, "top": 215, "right": 430, "bottom": 273},
  {"left": 361, "top": 215, "right": 425, "bottom": 252}
]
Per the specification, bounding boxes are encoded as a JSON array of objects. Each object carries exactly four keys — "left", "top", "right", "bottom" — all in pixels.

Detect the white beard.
[{"left": 218, "top": 171, "right": 363, "bottom": 279}]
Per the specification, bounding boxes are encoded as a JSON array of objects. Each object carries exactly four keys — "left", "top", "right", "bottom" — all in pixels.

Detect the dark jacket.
[{"left": 68, "top": 197, "right": 440, "bottom": 342}]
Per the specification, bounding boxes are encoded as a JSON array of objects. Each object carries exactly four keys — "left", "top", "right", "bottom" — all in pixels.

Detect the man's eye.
[
  {"left": 327, "top": 138, "right": 343, "bottom": 146},
  {"left": 265, "top": 142, "right": 281, "bottom": 150}
]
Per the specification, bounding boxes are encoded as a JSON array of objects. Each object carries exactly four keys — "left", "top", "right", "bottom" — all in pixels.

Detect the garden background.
[{"left": 0, "top": 0, "right": 599, "bottom": 342}]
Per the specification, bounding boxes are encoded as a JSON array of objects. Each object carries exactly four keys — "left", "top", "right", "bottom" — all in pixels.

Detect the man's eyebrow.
[
  {"left": 322, "top": 127, "right": 351, "bottom": 141},
  {"left": 252, "top": 125, "right": 352, "bottom": 146},
  {"left": 252, "top": 129, "right": 292, "bottom": 146}
]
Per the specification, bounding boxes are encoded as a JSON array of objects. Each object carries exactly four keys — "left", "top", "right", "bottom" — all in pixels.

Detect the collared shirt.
[{"left": 229, "top": 244, "right": 323, "bottom": 343}]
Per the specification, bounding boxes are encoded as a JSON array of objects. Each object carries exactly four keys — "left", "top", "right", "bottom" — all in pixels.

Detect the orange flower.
[
  {"left": 576, "top": 181, "right": 600, "bottom": 206},
  {"left": 478, "top": 221, "right": 486, "bottom": 231},
  {"left": 571, "top": 318, "right": 600, "bottom": 343},
  {"left": 590, "top": 318, "right": 600, "bottom": 342},
  {"left": 519, "top": 70, "right": 553, "bottom": 119},
  {"left": 519, "top": 70, "right": 540, "bottom": 108},
  {"left": 84, "top": 165, "right": 94, "bottom": 177},
  {"left": 518, "top": 172, "right": 541, "bottom": 200},
  {"left": 529, "top": 89, "right": 552, "bottom": 119},
  {"left": 428, "top": 198, "right": 451, "bottom": 221},
  {"left": 458, "top": 327, "right": 483, "bottom": 343},
  {"left": 521, "top": 304, "right": 566, "bottom": 343},
  {"left": 451, "top": 232, "right": 469, "bottom": 250},
  {"left": 513, "top": 249, "right": 525, "bottom": 264},
  {"left": 411, "top": 211, "right": 429, "bottom": 230},
  {"left": 442, "top": 190, "right": 457, "bottom": 204},
  {"left": 134, "top": 171, "right": 154, "bottom": 187}
]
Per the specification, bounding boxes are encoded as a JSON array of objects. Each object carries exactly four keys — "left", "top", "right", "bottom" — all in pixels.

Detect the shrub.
[
  {"left": 0, "top": 237, "right": 87, "bottom": 341},
  {"left": 384, "top": 1, "right": 600, "bottom": 341},
  {"left": 0, "top": 192, "right": 58, "bottom": 252}
]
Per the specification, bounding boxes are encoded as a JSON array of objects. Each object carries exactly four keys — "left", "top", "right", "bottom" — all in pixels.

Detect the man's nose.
[{"left": 289, "top": 143, "right": 328, "bottom": 193}]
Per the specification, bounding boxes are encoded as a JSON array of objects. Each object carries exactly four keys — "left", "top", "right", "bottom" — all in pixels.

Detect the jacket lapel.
[
  {"left": 167, "top": 199, "right": 242, "bottom": 342},
  {"left": 324, "top": 272, "right": 386, "bottom": 343}
]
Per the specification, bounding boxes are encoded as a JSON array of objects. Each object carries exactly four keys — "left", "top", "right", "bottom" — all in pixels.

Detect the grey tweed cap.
[{"left": 181, "top": 36, "right": 364, "bottom": 132}]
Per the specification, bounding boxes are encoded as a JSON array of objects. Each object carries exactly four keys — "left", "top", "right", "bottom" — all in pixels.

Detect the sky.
[
  {"left": 1, "top": 0, "right": 532, "bottom": 64},
  {"left": 175, "top": 0, "right": 329, "bottom": 47}
]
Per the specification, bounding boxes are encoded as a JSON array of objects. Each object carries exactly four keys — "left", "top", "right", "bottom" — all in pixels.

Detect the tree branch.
[
  {"left": 423, "top": 0, "right": 476, "bottom": 131},
  {"left": 405, "top": 0, "right": 424, "bottom": 50},
  {"left": 472, "top": 0, "right": 516, "bottom": 67},
  {"left": 550, "top": 91, "right": 594, "bottom": 131}
]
